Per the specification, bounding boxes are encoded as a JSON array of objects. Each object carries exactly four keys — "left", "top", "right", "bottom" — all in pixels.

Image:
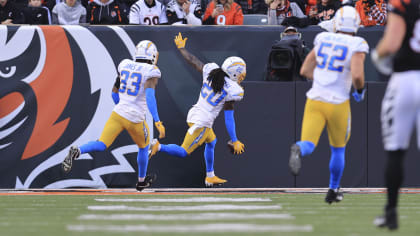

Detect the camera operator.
[{"left": 265, "top": 26, "right": 310, "bottom": 81}]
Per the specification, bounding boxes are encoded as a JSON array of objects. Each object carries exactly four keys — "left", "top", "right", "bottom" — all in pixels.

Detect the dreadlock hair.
[{"left": 207, "top": 68, "right": 227, "bottom": 93}]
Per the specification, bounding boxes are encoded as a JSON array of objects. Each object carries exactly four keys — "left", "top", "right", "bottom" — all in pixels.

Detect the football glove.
[
  {"left": 174, "top": 32, "right": 188, "bottom": 49},
  {"left": 229, "top": 140, "right": 244, "bottom": 155},
  {"left": 371, "top": 49, "right": 393, "bottom": 75},
  {"left": 154, "top": 121, "right": 165, "bottom": 139},
  {"left": 352, "top": 88, "right": 366, "bottom": 102}
]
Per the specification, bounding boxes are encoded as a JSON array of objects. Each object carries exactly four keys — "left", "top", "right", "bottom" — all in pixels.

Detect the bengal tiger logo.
[{"left": 0, "top": 25, "right": 140, "bottom": 188}]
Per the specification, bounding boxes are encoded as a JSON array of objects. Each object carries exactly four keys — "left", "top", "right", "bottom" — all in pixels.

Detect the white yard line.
[
  {"left": 88, "top": 204, "right": 282, "bottom": 211},
  {"left": 68, "top": 223, "right": 313, "bottom": 233},
  {"left": 94, "top": 197, "right": 272, "bottom": 202},
  {"left": 78, "top": 212, "right": 295, "bottom": 220}
]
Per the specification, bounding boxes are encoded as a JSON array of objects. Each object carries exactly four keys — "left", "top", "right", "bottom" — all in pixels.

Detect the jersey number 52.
[{"left": 316, "top": 42, "right": 348, "bottom": 72}]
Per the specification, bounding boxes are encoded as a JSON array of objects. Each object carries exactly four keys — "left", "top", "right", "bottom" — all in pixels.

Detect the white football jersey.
[
  {"left": 113, "top": 59, "right": 161, "bottom": 123},
  {"left": 129, "top": 0, "right": 168, "bottom": 25},
  {"left": 187, "top": 63, "right": 244, "bottom": 128},
  {"left": 307, "top": 31, "right": 369, "bottom": 104}
]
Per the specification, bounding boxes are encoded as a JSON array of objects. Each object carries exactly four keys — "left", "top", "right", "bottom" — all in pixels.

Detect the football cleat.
[
  {"left": 148, "top": 139, "right": 160, "bottom": 159},
  {"left": 374, "top": 207, "right": 398, "bottom": 230},
  {"left": 325, "top": 188, "right": 344, "bottom": 204},
  {"left": 289, "top": 144, "right": 302, "bottom": 175},
  {"left": 205, "top": 176, "right": 227, "bottom": 187},
  {"left": 62, "top": 146, "right": 81, "bottom": 174},
  {"left": 136, "top": 173, "right": 157, "bottom": 192}
]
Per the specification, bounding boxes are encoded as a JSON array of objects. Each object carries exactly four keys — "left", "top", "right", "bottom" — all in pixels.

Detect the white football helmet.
[
  {"left": 334, "top": 6, "right": 361, "bottom": 34},
  {"left": 135, "top": 40, "right": 159, "bottom": 64},
  {"left": 221, "top": 56, "right": 246, "bottom": 83}
]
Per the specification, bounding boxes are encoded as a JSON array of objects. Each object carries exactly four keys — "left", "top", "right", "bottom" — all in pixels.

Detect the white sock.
[
  {"left": 207, "top": 171, "right": 215, "bottom": 178},
  {"left": 138, "top": 177, "right": 145, "bottom": 182}
]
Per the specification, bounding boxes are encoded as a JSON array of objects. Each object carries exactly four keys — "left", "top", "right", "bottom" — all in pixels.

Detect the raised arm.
[{"left": 174, "top": 32, "right": 204, "bottom": 74}]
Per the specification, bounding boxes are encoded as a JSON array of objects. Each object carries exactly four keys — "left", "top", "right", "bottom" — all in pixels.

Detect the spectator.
[
  {"left": 0, "top": 0, "right": 25, "bottom": 24},
  {"left": 129, "top": 0, "right": 168, "bottom": 25},
  {"left": 166, "top": 0, "right": 202, "bottom": 25},
  {"left": 305, "top": 0, "right": 316, "bottom": 15},
  {"left": 87, "top": 0, "right": 129, "bottom": 24},
  {"left": 234, "top": 0, "right": 267, "bottom": 14},
  {"left": 52, "top": 0, "right": 86, "bottom": 24},
  {"left": 203, "top": 0, "right": 243, "bottom": 25},
  {"left": 315, "top": 0, "right": 340, "bottom": 22},
  {"left": 355, "top": 0, "right": 386, "bottom": 26},
  {"left": 22, "top": 0, "right": 51, "bottom": 24},
  {"left": 266, "top": 0, "right": 305, "bottom": 25}
]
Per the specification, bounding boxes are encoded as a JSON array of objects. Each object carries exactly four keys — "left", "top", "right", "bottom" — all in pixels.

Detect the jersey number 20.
[{"left": 201, "top": 83, "right": 227, "bottom": 106}]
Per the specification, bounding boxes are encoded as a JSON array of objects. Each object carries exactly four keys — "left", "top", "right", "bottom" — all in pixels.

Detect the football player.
[
  {"left": 129, "top": 0, "right": 168, "bottom": 25},
  {"left": 148, "top": 32, "right": 245, "bottom": 187},
  {"left": 288, "top": 6, "right": 368, "bottom": 203},
  {"left": 62, "top": 40, "right": 166, "bottom": 192},
  {"left": 371, "top": 0, "right": 420, "bottom": 230}
]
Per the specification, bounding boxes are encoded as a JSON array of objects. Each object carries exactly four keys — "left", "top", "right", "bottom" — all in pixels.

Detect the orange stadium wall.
[{"left": 1, "top": 25, "right": 419, "bottom": 189}]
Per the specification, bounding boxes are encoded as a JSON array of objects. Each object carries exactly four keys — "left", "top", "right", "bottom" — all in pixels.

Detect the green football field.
[{"left": 1, "top": 189, "right": 419, "bottom": 236}]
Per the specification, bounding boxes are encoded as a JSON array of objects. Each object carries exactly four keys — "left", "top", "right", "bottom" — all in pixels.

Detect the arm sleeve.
[
  {"left": 202, "top": 2, "right": 215, "bottom": 24},
  {"left": 292, "top": 3, "right": 306, "bottom": 18},
  {"left": 267, "top": 9, "right": 279, "bottom": 25},
  {"left": 145, "top": 88, "right": 160, "bottom": 122},
  {"left": 224, "top": 110, "right": 238, "bottom": 142},
  {"left": 233, "top": 4, "right": 244, "bottom": 25},
  {"left": 159, "top": 5, "right": 169, "bottom": 24},
  {"left": 129, "top": 4, "right": 140, "bottom": 24},
  {"left": 186, "top": 11, "right": 202, "bottom": 25}
]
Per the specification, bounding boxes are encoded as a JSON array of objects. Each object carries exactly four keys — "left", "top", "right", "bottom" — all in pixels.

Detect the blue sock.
[
  {"left": 160, "top": 144, "right": 187, "bottom": 158},
  {"left": 137, "top": 145, "right": 149, "bottom": 178},
  {"left": 296, "top": 141, "right": 315, "bottom": 157},
  {"left": 204, "top": 138, "right": 217, "bottom": 172},
  {"left": 79, "top": 141, "right": 107, "bottom": 154},
  {"left": 329, "top": 146, "right": 346, "bottom": 189}
]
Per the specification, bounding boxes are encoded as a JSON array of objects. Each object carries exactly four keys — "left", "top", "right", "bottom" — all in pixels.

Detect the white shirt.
[
  {"left": 307, "top": 32, "right": 369, "bottom": 104},
  {"left": 187, "top": 63, "right": 244, "bottom": 128},
  {"left": 114, "top": 59, "right": 161, "bottom": 123},
  {"left": 129, "top": 0, "right": 168, "bottom": 25}
]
